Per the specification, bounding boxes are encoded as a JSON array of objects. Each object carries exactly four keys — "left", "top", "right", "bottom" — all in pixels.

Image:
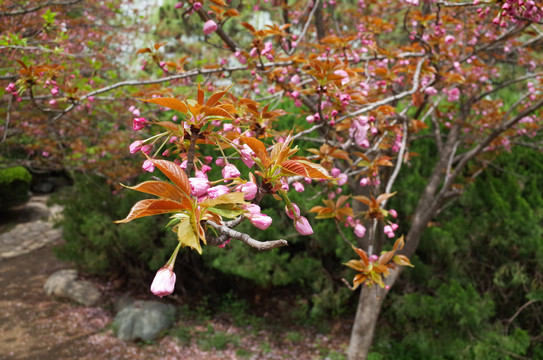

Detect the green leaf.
[{"left": 176, "top": 217, "right": 202, "bottom": 254}]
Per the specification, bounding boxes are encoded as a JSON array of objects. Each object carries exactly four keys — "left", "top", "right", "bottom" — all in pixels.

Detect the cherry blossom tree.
[{"left": 2, "top": 1, "right": 543, "bottom": 359}]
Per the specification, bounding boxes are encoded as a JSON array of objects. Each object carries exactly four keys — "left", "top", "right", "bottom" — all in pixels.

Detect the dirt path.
[{"left": 0, "top": 199, "right": 350, "bottom": 360}]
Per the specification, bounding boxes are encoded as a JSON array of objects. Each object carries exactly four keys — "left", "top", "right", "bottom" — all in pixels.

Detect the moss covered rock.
[{"left": 0, "top": 166, "right": 32, "bottom": 209}]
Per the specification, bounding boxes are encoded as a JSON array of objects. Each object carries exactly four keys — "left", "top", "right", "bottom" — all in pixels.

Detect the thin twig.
[
  {"left": 206, "top": 220, "right": 288, "bottom": 250},
  {"left": 1, "top": 95, "right": 12, "bottom": 143},
  {"left": 383, "top": 117, "right": 409, "bottom": 205},
  {"left": 288, "top": 0, "right": 321, "bottom": 55},
  {"left": 0, "top": 0, "right": 83, "bottom": 16}
]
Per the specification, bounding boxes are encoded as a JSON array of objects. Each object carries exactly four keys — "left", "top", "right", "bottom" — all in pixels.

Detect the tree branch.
[
  {"left": 206, "top": 220, "right": 288, "bottom": 250},
  {"left": 0, "top": 0, "right": 83, "bottom": 16}
]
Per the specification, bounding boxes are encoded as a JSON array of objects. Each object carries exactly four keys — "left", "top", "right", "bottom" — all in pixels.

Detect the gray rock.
[
  {"left": 43, "top": 269, "right": 101, "bottom": 306},
  {"left": 114, "top": 300, "right": 176, "bottom": 341},
  {"left": 114, "top": 293, "right": 136, "bottom": 313}
]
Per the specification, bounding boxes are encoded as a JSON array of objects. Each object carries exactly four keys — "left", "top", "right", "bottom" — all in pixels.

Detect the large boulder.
[
  {"left": 113, "top": 300, "right": 176, "bottom": 341},
  {"left": 43, "top": 269, "right": 101, "bottom": 306}
]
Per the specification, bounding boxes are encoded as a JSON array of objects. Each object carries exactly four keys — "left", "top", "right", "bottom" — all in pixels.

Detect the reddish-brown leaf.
[
  {"left": 204, "top": 107, "right": 234, "bottom": 119},
  {"left": 139, "top": 97, "right": 188, "bottom": 114},
  {"left": 197, "top": 84, "right": 204, "bottom": 105},
  {"left": 241, "top": 136, "right": 270, "bottom": 166},
  {"left": 224, "top": 8, "right": 239, "bottom": 17},
  {"left": 150, "top": 158, "right": 191, "bottom": 195},
  {"left": 345, "top": 259, "right": 366, "bottom": 272},
  {"left": 375, "top": 192, "right": 396, "bottom": 205},
  {"left": 352, "top": 246, "right": 369, "bottom": 266},
  {"left": 353, "top": 195, "right": 371, "bottom": 206},
  {"left": 393, "top": 255, "right": 414, "bottom": 267},
  {"left": 124, "top": 181, "right": 190, "bottom": 204},
  {"left": 206, "top": 90, "right": 228, "bottom": 107},
  {"left": 280, "top": 160, "right": 306, "bottom": 176},
  {"left": 241, "top": 22, "right": 256, "bottom": 33},
  {"left": 136, "top": 47, "right": 152, "bottom": 54},
  {"left": 115, "top": 199, "right": 188, "bottom": 223}
]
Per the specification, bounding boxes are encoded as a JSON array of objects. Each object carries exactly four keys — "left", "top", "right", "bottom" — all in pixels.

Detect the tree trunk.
[{"left": 347, "top": 268, "right": 402, "bottom": 360}]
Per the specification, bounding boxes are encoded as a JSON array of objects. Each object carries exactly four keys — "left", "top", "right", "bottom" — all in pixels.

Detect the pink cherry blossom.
[
  {"left": 247, "top": 212, "right": 272, "bottom": 230},
  {"left": 133, "top": 117, "right": 147, "bottom": 131},
  {"left": 150, "top": 265, "right": 176, "bottom": 298},
  {"left": 189, "top": 177, "right": 209, "bottom": 197},
  {"left": 140, "top": 144, "right": 152, "bottom": 155},
  {"left": 129, "top": 140, "right": 143, "bottom": 154},
  {"left": 447, "top": 88, "right": 460, "bottom": 102},
  {"left": 293, "top": 181, "right": 305, "bottom": 192},
  {"left": 222, "top": 163, "right": 241, "bottom": 179},
  {"left": 354, "top": 223, "right": 366, "bottom": 238},
  {"left": 240, "top": 144, "right": 255, "bottom": 168},
  {"left": 203, "top": 20, "right": 218, "bottom": 35},
  {"left": 360, "top": 177, "right": 370, "bottom": 187},
  {"left": 5, "top": 83, "right": 16, "bottom": 92},
  {"left": 238, "top": 182, "right": 258, "bottom": 200},
  {"left": 207, "top": 185, "right": 229, "bottom": 199},
  {"left": 142, "top": 159, "right": 155, "bottom": 172},
  {"left": 294, "top": 216, "right": 313, "bottom": 235},
  {"left": 286, "top": 203, "right": 301, "bottom": 220}
]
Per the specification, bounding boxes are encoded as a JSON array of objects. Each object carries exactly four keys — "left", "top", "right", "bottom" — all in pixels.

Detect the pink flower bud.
[
  {"left": 140, "top": 144, "right": 152, "bottom": 155},
  {"left": 150, "top": 265, "right": 176, "bottom": 298},
  {"left": 285, "top": 203, "right": 301, "bottom": 220},
  {"left": 189, "top": 177, "right": 209, "bottom": 197},
  {"left": 222, "top": 164, "right": 241, "bottom": 179},
  {"left": 207, "top": 185, "right": 229, "bottom": 199},
  {"left": 215, "top": 158, "right": 226, "bottom": 167},
  {"left": 240, "top": 144, "right": 255, "bottom": 168},
  {"left": 337, "top": 173, "right": 348, "bottom": 186},
  {"left": 383, "top": 225, "right": 394, "bottom": 238},
  {"left": 245, "top": 203, "right": 261, "bottom": 214},
  {"left": 174, "top": 2, "right": 183, "bottom": 9},
  {"left": 203, "top": 20, "right": 218, "bottom": 35},
  {"left": 203, "top": 156, "right": 213, "bottom": 164},
  {"left": 354, "top": 223, "right": 366, "bottom": 238},
  {"left": 248, "top": 213, "right": 272, "bottom": 230},
  {"left": 294, "top": 216, "right": 313, "bottom": 235},
  {"left": 193, "top": 2, "right": 202, "bottom": 10},
  {"left": 389, "top": 209, "right": 398, "bottom": 218},
  {"left": 369, "top": 254, "right": 379, "bottom": 263},
  {"left": 5, "top": 83, "right": 16, "bottom": 92},
  {"left": 239, "top": 182, "right": 258, "bottom": 200},
  {"left": 293, "top": 181, "right": 305, "bottom": 192},
  {"left": 331, "top": 167, "right": 341, "bottom": 177},
  {"left": 142, "top": 159, "right": 155, "bottom": 172},
  {"left": 133, "top": 117, "right": 147, "bottom": 131},
  {"left": 360, "top": 177, "right": 370, "bottom": 187},
  {"left": 129, "top": 140, "right": 143, "bottom": 154}
]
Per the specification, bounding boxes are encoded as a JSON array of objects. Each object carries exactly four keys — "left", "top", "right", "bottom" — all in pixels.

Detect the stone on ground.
[
  {"left": 113, "top": 300, "right": 176, "bottom": 341},
  {"left": 43, "top": 268, "right": 101, "bottom": 306}
]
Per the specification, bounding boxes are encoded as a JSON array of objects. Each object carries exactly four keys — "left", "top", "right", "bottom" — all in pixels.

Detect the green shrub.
[{"left": 0, "top": 166, "right": 31, "bottom": 209}]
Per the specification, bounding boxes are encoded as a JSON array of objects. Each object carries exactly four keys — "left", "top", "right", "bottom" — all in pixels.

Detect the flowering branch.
[{"left": 206, "top": 220, "right": 288, "bottom": 251}]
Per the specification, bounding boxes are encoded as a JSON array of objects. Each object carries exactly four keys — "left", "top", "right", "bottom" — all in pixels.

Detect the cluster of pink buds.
[
  {"left": 492, "top": 0, "right": 542, "bottom": 26},
  {"left": 5, "top": 83, "right": 17, "bottom": 95},
  {"left": 285, "top": 203, "right": 314, "bottom": 235},
  {"left": 244, "top": 204, "right": 273, "bottom": 230}
]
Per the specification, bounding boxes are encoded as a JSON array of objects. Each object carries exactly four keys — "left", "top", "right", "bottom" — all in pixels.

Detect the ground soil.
[{"left": 0, "top": 203, "right": 350, "bottom": 360}]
